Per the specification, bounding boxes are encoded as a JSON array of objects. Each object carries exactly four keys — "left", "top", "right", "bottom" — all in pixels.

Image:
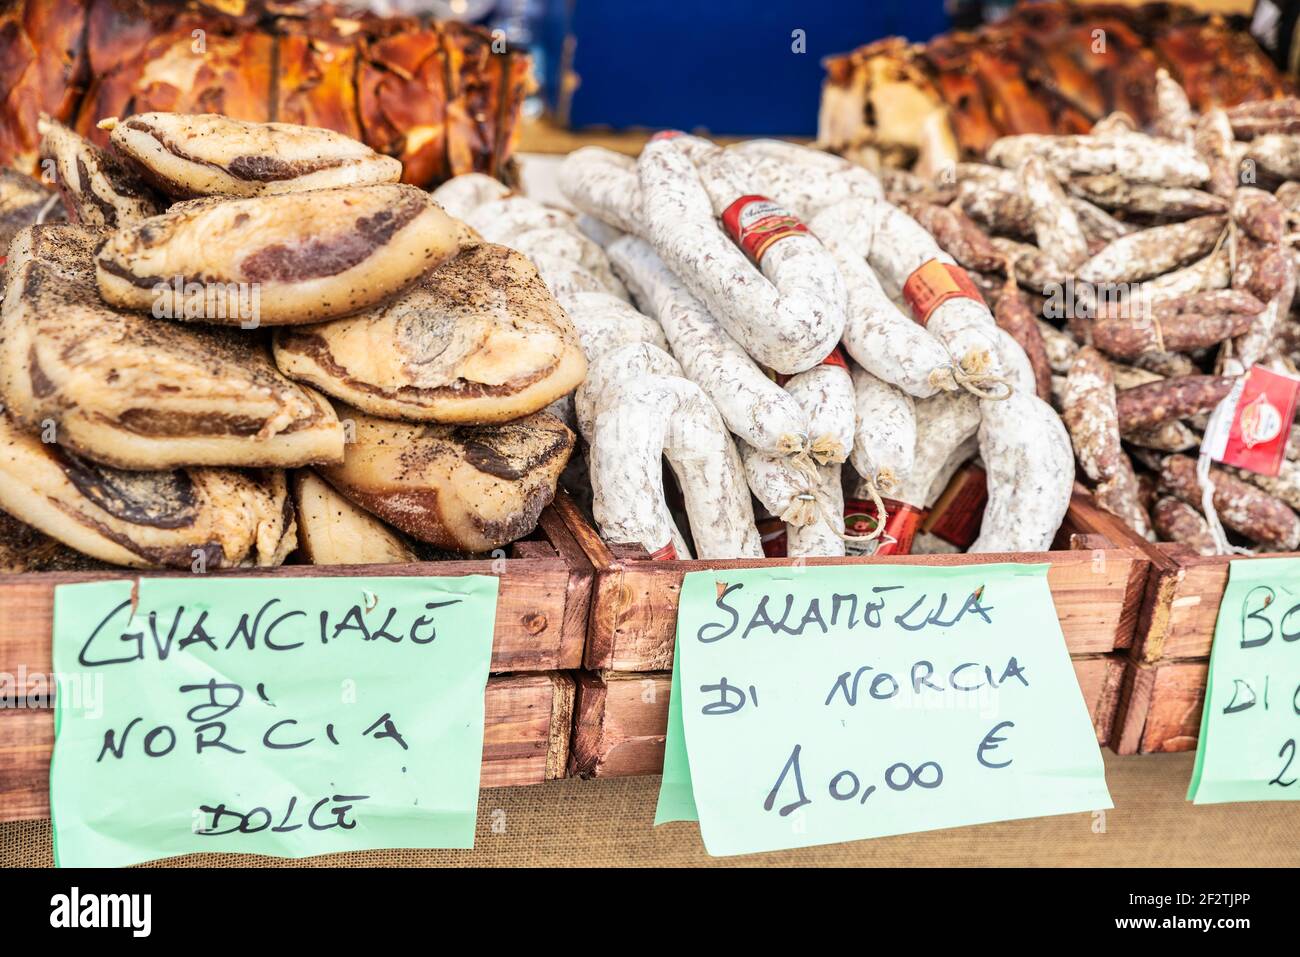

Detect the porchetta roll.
[
  {"left": 1, "top": 225, "right": 345, "bottom": 470},
  {"left": 0, "top": 413, "right": 295, "bottom": 569},
  {"left": 95, "top": 184, "right": 461, "bottom": 325},
  {"left": 318, "top": 404, "right": 574, "bottom": 553},
  {"left": 105, "top": 112, "right": 403, "bottom": 197},
  {"left": 273, "top": 242, "right": 587, "bottom": 423}
]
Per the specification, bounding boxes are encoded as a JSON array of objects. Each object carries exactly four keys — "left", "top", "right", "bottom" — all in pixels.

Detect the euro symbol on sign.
[{"left": 978, "top": 720, "right": 1015, "bottom": 769}]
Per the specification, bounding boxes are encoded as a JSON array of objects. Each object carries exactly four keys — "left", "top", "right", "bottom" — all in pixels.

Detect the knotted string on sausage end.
[
  {"left": 776, "top": 431, "right": 809, "bottom": 457},
  {"left": 951, "top": 362, "right": 1013, "bottom": 401},
  {"left": 780, "top": 492, "right": 820, "bottom": 529},
  {"left": 1196, "top": 399, "right": 1255, "bottom": 558},
  {"left": 831, "top": 476, "right": 887, "bottom": 544},
  {"left": 807, "top": 432, "right": 846, "bottom": 467}
]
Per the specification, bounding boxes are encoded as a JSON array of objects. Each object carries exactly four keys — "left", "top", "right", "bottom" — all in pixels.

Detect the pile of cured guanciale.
[
  {"left": 882, "top": 74, "right": 1300, "bottom": 556},
  {"left": 431, "top": 135, "right": 1073, "bottom": 561},
  {"left": 0, "top": 112, "right": 584, "bottom": 573}
]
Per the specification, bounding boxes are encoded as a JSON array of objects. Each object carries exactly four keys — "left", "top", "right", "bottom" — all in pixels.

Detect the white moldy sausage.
[
  {"left": 783, "top": 369, "right": 850, "bottom": 555},
  {"left": 576, "top": 214, "right": 625, "bottom": 249},
  {"left": 970, "top": 391, "right": 1074, "bottom": 553},
  {"left": 1153, "top": 69, "right": 1195, "bottom": 144},
  {"left": 991, "top": 327, "right": 1038, "bottom": 397},
  {"left": 1020, "top": 155, "right": 1089, "bottom": 271},
  {"left": 558, "top": 146, "right": 642, "bottom": 234},
  {"left": 808, "top": 197, "right": 1000, "bottom": 382},
  {"left": 605, "top": 234, "right": 809, "bottom": 455},
  {"left": 785, "top": 361, "right": 855, "bottom": 465},
  {"left": 724, "top": 139, "right": 883, "bottom": 221},
  {"left": 868, "top": 201, "right": 1004, "bottom": 380},
  {"left": 810, "top": 204, "right": 959, "bottom": 397},
  {"left": 590, "top": 373, "right": 762, "bottom": 560},
  {"left": 463, "top": 196, "right": 577, "bottom": 242},
  {"left": 988, "top": 131, "right": 1210, "bottom": 186},
  {"left": 563, "top": 291, "right": 668, "bottom": 362},
  {"left": 926, "top": 434, "right": 980, "bottom": 507},
  {"left": 850, "top": 364, "right": 917, "bottom": 495},
  {"left": 637, "top": 135, "right": 845, "bottom": 374},
  {"left": 1037, "top": 318, "right": 1079, "bottom": 373},
  {"left": 1078, "top": 215, "right": 1227, "bottom": 285},
  {"left": 893, "top": 390, "right": 981, "bottom": 508},
  {"left": 429, "top": 172, "right": 510, "bottom": 220},
  {"left": 530, "top": 253, "right": 613, "bottom": 306},
  {"left": 787, "top": 466, "right": 846, "bottom": 558},
  {"left": 509, "top": 226, "right": 628, "bottom": 299},
  {"left": 739, "top": 443, "right": 816, "bottom": 524},
  {"left": 575, "top": 342, "right": 683, "bottom": 442},
  {"left": 1147, "top": 247, "right": 1232, "bottom": 301}
]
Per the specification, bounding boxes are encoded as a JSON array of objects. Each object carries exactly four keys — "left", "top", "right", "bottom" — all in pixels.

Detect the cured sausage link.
[
  {"left": 589, "top": 373, "right": 762, "bottom": 560},
  {"left": 605, "top": 235, "right": 809, "bottom": 456},
  {"left": 637, "top": 135, "right": 845, "bottom": 374}
]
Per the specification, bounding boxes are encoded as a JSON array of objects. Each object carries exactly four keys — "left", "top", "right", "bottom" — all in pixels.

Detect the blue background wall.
[{"left": 542, "top": 1, "right": 951, "bottom": 136}]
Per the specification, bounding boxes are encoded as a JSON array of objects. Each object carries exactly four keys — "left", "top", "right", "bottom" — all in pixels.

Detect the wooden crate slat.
[
  {"left": 1113, "top": 658, "right": 1208, "bottom": 755},
  {"left": 1063, "top": 481, "right": 1300, "bottom": 663},
  {"left": 0, "top": 497, "right": 592, "bottom": 680},
  {"left": 0, "top": 672, "right": 574, "bottom": 823},
  {"left": 569, "top": 655, "right": 1124, "bottom": 779},
  {"left": 558, "top": 489, "right": 1149, "bottom": 672},
  {"left": 585, "top": 550, "right": 1144, "bottom": 671}
]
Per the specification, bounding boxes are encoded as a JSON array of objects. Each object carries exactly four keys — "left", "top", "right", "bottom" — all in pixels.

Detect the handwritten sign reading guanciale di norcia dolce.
[
  {"left": 655, "top": 564, "right": 1111, "bottom": 856},
  {"left": 50, "top": 575, "right": 497, "bottom": 867},
  {"left": 1189, "top": 557, "right": 1300, "bottom": 804}
]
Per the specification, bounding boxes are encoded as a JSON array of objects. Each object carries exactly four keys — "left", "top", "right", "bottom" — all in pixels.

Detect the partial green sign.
[
  {"left": 1190, "top": 557, "right": 1300, "bottom": 804},
  {"left": 655, "top": 563, "right": 1111, "bottom": 856},
  {"left": 51, "top": 575, "right": 498, "bottom": 867}
]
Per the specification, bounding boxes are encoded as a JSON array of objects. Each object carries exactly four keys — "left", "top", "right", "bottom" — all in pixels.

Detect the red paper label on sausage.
[
  {"left": 873, "top": 499, "right": 923, "bottom": 556},
  {"left": 721, "top": 194, "right": 810, "bottom": 264},
  {"left": 843, "top": 498, "right": 923, "bottom": 556},
  {"left": 1204, "top": 365, "right": 1300, "bottom": 477},
  {"left": 922, "top": 463, "right": 988, "bottom": 548},
  {"left": 901, "top": 259, "right": 985, "bottom": 327},
  {"left": 772, "top": 345, "right": 848, "bottom": 387},
  {"left": 647, "top": 541, "right": 678, "bottom": 561}
]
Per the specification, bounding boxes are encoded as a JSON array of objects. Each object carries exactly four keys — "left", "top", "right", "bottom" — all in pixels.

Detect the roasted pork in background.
[
  {"left": 821, "top": 1, "right": 1293, "bottom": 173},
  {"left": 0, "top": 0, "right": 532, "bottom": 186}
]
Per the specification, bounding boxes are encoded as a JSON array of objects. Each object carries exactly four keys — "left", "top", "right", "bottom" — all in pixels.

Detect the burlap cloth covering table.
[{"left": 3, "top": 752, "right": 1297, "bottom": 866}]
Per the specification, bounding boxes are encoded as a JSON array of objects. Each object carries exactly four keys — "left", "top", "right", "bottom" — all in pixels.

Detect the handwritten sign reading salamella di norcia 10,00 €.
[
  {"left": 656, "top": 563, "right": 1111, "bottom": 857},
  {"left": 49, "top": 575, "right": 497, "bottom": 868}
]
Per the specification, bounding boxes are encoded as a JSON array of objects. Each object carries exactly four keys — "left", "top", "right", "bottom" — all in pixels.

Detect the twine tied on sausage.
[
  {"left": 949, "top": 363, "right": 1013, "bottom": 400},
  {"left": 1196, "top": 386, "right": 1256, "bottom": 557}
]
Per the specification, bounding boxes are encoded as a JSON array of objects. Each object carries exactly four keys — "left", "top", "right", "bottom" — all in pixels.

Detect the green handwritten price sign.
[
  {"left": 50, "top": 575, "right": 498, "bottom": 867},
  {"left": 1189, "top": 558, "right": 1300, "bottom": 804},
  {"left": 655, "top": 564, "right": 1111, "bottom": 856}
]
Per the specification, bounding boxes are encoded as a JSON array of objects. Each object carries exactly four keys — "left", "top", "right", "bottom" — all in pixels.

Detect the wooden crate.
[
  {"left": 570, "top": 655, "right": 1127, "bottom": 778},
  {"left": 552, "top": 491, "right": 1151, "bottom": 672},
  {"left": 1112, "top": 657, "right": 1208, "bottom": 755},
  {"left": 0, "top": 493, "right": 592, "bottom": 678},
  {"left": 0, "top": 671, "right": 575, "bottom": 822},
  {"left": 1060, "top": 483, "right": 1300, "bottom": 664}
]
